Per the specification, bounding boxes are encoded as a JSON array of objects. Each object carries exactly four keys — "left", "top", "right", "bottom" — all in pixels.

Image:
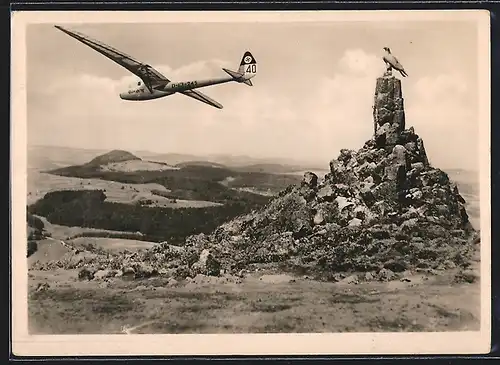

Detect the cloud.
[
  {"left": 29, "top": 49, "right": 478, "bottom": 169},
  {"left": 337, "top": 49, "right": 382, "bottom": 76},
  {"left": 405, "top": 73, "right": 477, "bottom": 170},
  {"left": 412, "top": 73, "right": 468, "bottom": 104}
]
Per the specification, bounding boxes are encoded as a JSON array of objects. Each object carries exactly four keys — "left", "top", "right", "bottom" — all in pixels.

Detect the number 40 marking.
[{"left": 246, "top": 64, "right": 256, "bottom": 73}]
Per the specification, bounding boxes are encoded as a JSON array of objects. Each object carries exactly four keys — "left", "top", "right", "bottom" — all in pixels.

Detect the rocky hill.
[
  {"left": 86, "top": 150, "right": 141, "bottom": 167},
  {"left": 131, "top": 75, "right": 477, "bottom": 279},
  {"left": 47, "top": 149, "right": 179, "bottom": 175},
  {"left": 36, "top": 74, "right": 479, "bottom": 283}
]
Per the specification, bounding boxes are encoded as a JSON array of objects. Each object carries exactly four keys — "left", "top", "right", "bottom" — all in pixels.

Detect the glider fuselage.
[
  {"left": 53, "top": 25, "right": 257, "bottom": 108},
  {"left": 120, "top": 75, "right": 236, "bottom": 101}
]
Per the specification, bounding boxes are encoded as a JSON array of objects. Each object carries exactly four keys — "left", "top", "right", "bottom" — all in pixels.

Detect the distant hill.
[
  {"left": 444, "top": 168, "right": 479, "bottom": 195},
  {"left": 44, "top": 148, "right": 302, "bottom": 208},
  {"left": 232, "top": 163, "right": 309, "bottom": 174},
  {"left": 202, "top": 154, "right": 324, "bottom": 169},
  {"left": 47, "top": 149, "right": 176, "bottom": 176},
  {"left": 86, "top": 150, "right": 141, "bottom": 167},
  {"left": 134, "top": 150, "right": 324, "bottom": 171},
  {"left": 135, "top": 152, "right": 201, "bottom": 166},
  {"left": 28, "top": 145, "right": 110, "bottom": 171},
  {"left": 174, "top": 161, "right": 321, "bottom": 175},
  {"left": 29, "top": 145, "right": 325, "bottom": 174},
  {"left": 175, "top": 161, "right": 228, "bottom": 169}
]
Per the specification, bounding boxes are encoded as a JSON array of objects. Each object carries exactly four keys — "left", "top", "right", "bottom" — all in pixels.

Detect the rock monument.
[
  {"left": 125, "top": 72, "right": 476, "bottom": 281},
  {"left": 43, "top": 72, "right": 478, "bottom": 284}
]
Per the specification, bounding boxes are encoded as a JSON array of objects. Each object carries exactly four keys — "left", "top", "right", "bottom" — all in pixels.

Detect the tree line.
[{"left": 28, "top": 190, "right": 264, "bottom": 244}]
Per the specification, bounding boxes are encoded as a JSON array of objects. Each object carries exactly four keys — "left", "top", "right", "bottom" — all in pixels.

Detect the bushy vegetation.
[
  {"left": 33, "top": 158, "right": 301, "bottom": 245},
  {"left": 50, "top": 164, "right": 232, "bottom": 183},
  {"left": 28, "top": 190, "right": 265, "bottom": 244},
  {"left": 27, "top": 212, "right": 45, "bottom": 231},
  {"left": 27, "top": 241, "right": 38, "bottom": 258},
  {"left": 27, "top": 213, "right": 45, "bottom": 257},
  {"left": 224, "top": 172, "right": 301, "bottom": 194},
  {"left": 47, "top": 164, "right": 298, "bottom": 202}
]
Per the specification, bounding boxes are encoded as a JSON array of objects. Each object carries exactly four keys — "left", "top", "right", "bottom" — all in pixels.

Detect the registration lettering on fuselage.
[
  {"left": 128, "top": 88, "right": 145, "bottom": 95},
  {"left": 170, "top": 81, "right": 198, "bottom": 90}
]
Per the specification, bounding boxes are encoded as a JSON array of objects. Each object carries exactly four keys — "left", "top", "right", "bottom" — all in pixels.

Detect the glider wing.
[
  {"left": 180, "top": 89, "right": 224, "bottom": 109},
  {"left": 54, "top": 25, "right": 169, "bottom": 92}
]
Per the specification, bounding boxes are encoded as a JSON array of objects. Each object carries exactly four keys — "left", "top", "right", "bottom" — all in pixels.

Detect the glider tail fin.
[
  {"left": 222, "top": 51, "right": 257, "bottom": 86},
  {"left": 237, "top": 51, "right": 257, "bottom": 80}
]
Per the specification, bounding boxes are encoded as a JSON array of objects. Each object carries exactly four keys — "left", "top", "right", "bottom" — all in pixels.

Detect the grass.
[
  {"left": 33, "top": 215, "right": 147, "bottom": 241},
  {"left": 28, "top": 270, "right": 481, "bottom": 335},
  {"left": 68, "top": 237, "right": 157, "bottom": 253},
  {"left": 328, "top": 293, "right": 380, "bottom": 304},
  {"left": 429, "top": 304, "right": 460, "bottom": 318},
  {"left": 366, "top": 317, "right": 425, "bottom": 332},
  {"left": 29, "top": 288, "right": 145, "bottom": 334},
  {"left": 250, "top": 302, "right": 293, "bottom": 313}
]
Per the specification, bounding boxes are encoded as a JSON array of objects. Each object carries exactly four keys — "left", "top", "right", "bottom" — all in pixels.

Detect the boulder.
[
  {"left": 335, "top": 196, "right": 355, "bottom": 212},
  {"left": 391, "top": 145, "right": 409, "bottom": 167},
  {"left": 400, "top": 218, "right": 419, "bottom": 233},
  {"left": 302, "top": 172, "right": 318, "bottom": 189},
  {"left": 317, "top": 185, "right": 335, "bottom": 202},
  {"left": 348, "top": 218, "right": 362, "bottom": 227},
  {"left": 365, "top": 272, "right": 375, "bottom": 281},
  {"left": 375, "top": 122, "right": 401, "bottom": 147},
  {"left": 167, "top": 278, "right": 179, "bottom": 287},
  {"left": 93, "top": 269, "right": 115, "bottom": 280},
  {"left": 338, "top": 149, "right": 355, "bottom": 164},
  {"left": 191, "top": 249, "right": 221, "bottom": 277},
  {"left": 416, "top": 138, "right": 430, "bottom": 166},
  {"left": 313, "top": 210, "right": 325, "bottom": 225},
  {"left": 134, "top": 264, "right": 158, "bottom": 279},
  {"left": 329, "top": 159, "right": 342, "bottom": 175},
  {"left": 378, "top": 268, "right": 396, "bottom": 281},
  {"left": 411, "top": 162, "right": 425, "bottom": 173},
  {"left": 341, "top": 274, "right": 359, "bottom": 285},
  {"left": 122, "top": 266, "right": 136, "bottom": 277},
  {"left": 357, "top": 162, "right": 377, "bottom": 179},
  {"left": 78, "top": 267, "right": 96, "bottom": 281}
]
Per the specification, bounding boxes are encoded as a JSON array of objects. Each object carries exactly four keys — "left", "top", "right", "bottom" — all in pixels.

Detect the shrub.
[{"left": 27, "top": 240, "right": 38, "bottom": 257}]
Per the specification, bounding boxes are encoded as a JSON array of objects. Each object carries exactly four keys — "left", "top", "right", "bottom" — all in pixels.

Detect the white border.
[{"left": 11, "top": 10, "right": 491, "bottom": 356}]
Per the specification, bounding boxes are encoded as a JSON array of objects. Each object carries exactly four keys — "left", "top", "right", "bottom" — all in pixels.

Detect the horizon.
[
  {"left": 28, "top": 143, "right": 480, "bottom": 173},
  {"left": 28, "top": 142, "right": 331, "bottom": 167},
  {"left": 27, "top": 20, "right": 480, "bottom": 171}
]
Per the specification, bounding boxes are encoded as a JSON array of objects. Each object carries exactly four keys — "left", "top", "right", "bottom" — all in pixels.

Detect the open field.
[
  {"left": 34, "top": 215, "right": 147, "bottom": 241},
  {"left": 27, "top": 171, "right": 222, "bottom": 208},
  {"left": 26, "top": 146, "right": 482, "bottom": 335},
  {"left": 68, "top": 237, "right": 158, "bottom": 253},
  {"left": 98, "top": 160, "right": 179, "bottom": 172},
  {"left": 28, "top": 236, "right": 158, "bottom": 268},
  {"left": 28, "top": 258, "right": 480, "bottom": 334},
  {"left": 235, "top": 187, "right": 276, "bottom": 197},
  {"left": 28, "top": 239, "right": 73, "bottom": 267},
  {"left": 26, "top": 182, "right": 482, "bottom": 334}
]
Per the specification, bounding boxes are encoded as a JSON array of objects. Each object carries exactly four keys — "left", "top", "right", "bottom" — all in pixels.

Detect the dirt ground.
[
  {"left": 27, "top": 197, "right": 482, "bottom": 335},
  {"left": 28, "top": 254, "right": 481, "bottom": 335}
]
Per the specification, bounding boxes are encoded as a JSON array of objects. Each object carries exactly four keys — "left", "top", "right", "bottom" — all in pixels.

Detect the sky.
[{"left": 26, "top": 20, "right": 481, "bottom": 169}]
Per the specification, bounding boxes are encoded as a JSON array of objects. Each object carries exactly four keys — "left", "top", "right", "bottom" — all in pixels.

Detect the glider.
[
  {"left": 54, "top": 25, "right": 257, "bottom": 109},
  {"left": 382, "top": 47, "right": 408, "bottom": 78}
]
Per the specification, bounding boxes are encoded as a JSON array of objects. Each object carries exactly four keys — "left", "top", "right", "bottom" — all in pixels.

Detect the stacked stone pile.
[{"left": 39, "top": 75, "right": 478, "bottom": 283}]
